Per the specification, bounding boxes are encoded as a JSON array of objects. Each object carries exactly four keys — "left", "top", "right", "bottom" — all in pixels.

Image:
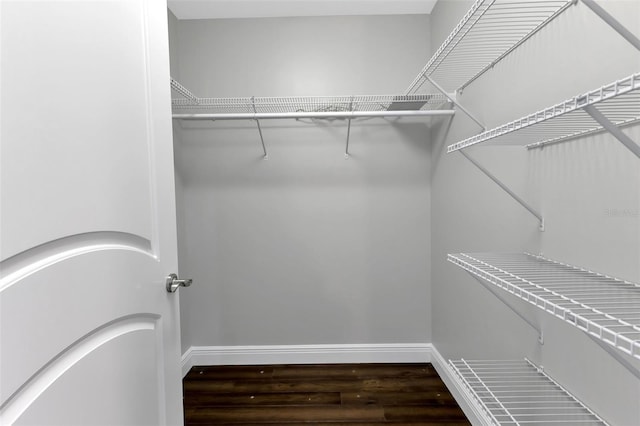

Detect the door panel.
[
  {"left": 1, "top": 251, "right": 158, "bottom": 403},
  {"left": 0, "top": 0, "right": 182, "bottom": 424},
  {"left": 14, "top": 330, "right": 160, "bottom": 426},
  {"left": 1, "top": 0, "right": 153, "bottom": 259}
]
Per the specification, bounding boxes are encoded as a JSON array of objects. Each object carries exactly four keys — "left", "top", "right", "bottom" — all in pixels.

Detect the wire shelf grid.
[
  {"left": 449, "top": 359, "right": 608, "bottom": 425},
  {"left": 448, "top": 252, "right": 640, "bottom": 360},
  {"left": 447, "top": 73, "right": 640, "bottom": 152},
  {"left": 406, "top": 0, "right": 572, "bottom": 94},
  {"left": 171, "top": 94, "right": 450, "bottom": 114}
]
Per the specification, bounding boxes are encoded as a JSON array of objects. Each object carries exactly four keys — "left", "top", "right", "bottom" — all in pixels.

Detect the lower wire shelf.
[
  {"left": 448, "top": 253, "right": 640, "bottom": 360},
  {"left": 449, "top": 359, "right": 607, "bottom": 425}
]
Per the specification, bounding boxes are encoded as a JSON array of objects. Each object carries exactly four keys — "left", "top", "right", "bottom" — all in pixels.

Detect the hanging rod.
[{"left": 172, "top": 110, "right": 455, "bottom": 120}]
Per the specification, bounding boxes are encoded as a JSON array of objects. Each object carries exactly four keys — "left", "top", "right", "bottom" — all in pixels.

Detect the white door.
[{"left": 0, "top": 1, "right": 183, "bottom": 425}]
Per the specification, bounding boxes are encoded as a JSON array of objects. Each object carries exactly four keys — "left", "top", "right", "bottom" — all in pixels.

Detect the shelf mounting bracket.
[
  {"left": 170, "top": 77, "right": 199, "bottom": 104},
  {"left": 467, "top": 273, "right": 544, "bottom": 345},
  {"left": 426, "top": 76, "right": 486, "bottom": 131},
  {"left": 586, "top": 334, "right": 640, "bottom": 380},
  {"left": 251, "top": 97, "right": 268, "bottom": 159},
  {"left": 584, "top": 105, "right": 640, "bottom": 159},
  {"left": 345, "top": 96, "right": 354, "bottom": 159},
  {"left": 581, "top": 0, "right": 640, "bottom": 51},
  {"left": 460, "top": 150, "right": 545, "bottom": 231}
]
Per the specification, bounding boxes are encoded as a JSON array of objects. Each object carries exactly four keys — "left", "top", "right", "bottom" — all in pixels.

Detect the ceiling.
[{"left": 168, "top": 0, "right": 439, "bottom": 20}]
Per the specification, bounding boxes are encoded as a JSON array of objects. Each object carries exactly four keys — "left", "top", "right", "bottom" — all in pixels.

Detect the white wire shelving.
[
  {"left": 170, "top": 78, "right": 454, "bottom": 157},
  {"left": 448, "top": 252, "right": 640, "bottom": 360},
  {"left": 447, "top": 73, "right": 640, "bottom": 153},
  {"left": 405, "top": 0, "right": 573, "bottom": 95},
  {"left": 171, "top": 92, "right": 452, "bottom": 120},
  {"left": 449, "top": 359, "right": 608, "bottom": 425}
]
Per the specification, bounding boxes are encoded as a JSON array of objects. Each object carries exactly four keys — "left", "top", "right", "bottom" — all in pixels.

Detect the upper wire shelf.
[
  {"left": 450, "top": 359, "right": 608, "bottom": 425},
  {"left": 447, "top": 73, "right": 640, "bottom": 152},
  {"left": 172, "top": 93, "right": 450, "bottom": 115},
  {"left": 405, "top": 0, "right": 573, "bottom": 95},
  {"left": 448, "top": 252, "right": 640, "bottom": 360}
]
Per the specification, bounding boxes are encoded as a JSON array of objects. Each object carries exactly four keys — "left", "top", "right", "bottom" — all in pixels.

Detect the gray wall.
[
  {"left": 171, "top": 15, "right": 433, "bottom": 352},
  {"left": 430, "top": 1, "right": 640, "bottom": 424}
]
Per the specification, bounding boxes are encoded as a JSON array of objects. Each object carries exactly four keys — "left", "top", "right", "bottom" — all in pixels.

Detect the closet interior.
[{"left": 169, "top": 0, "right": 640, "bottom": 424}]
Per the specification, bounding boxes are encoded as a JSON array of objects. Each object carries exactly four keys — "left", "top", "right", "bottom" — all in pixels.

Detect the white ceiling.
[{"left": 168, "top": 0, "right": 439, "bottom": 20}]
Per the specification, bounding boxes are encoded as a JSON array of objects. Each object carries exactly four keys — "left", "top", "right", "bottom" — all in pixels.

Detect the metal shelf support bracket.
[
  {"left": 460, "top": 150, "right": 545, "bottom": 231},
  {"left": 468, "top": 273, "right": 544, "bottom": 345},
  {"left": 427, "top": 76, "right": 486, "bottom": 131},
  {"left": 170, "top": 78, "right": 199, "bottom": 104},
  {"left": 581, "top": 0, "right": 640, "bottom": 51},
  {"left": 251, "top": 97, "right": 268, "bottom": 159},
  {"left": 584, "top": 105, "right": 640, "bottom": 159},
  {"left": 345, "top": 97, "right": 354, "bottom": 159},
  {"left": 586, "top": 334, "right": 640, "bottom": 380}
]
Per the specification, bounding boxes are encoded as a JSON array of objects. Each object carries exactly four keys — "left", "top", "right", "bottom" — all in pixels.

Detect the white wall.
[
  {"left": 171, "top": 15, "right": 434, "bottom": 353},
  {"left": 430, "top": 1, "right": 640, "bottom": 424}
]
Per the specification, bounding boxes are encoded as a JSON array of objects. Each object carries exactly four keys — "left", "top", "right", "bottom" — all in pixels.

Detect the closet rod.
[{"left": 172, "top": 110, "right": 455, "bottom": 121}]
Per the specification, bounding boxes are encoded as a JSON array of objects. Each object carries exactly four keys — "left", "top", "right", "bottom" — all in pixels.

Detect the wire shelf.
[
  {"left": 171, "top": 94, "right": 450, "bottom": 114},
  {"left": 449, "top": 359, "right": 608, "bottom": 425},
  {"left": 406, "top": 0, "right": 572, "bottom": 94},
  {"left": 448, "top": 252, "right": 640, "bottom": 360},
  {"left": 447, "top": 73, "right": 640, "bottom": 152}
]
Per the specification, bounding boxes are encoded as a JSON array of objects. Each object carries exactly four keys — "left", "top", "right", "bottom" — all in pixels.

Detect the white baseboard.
[
  {"left": 429, "top": 346, "right": 492, "bottom": 426},
  {"left": 182, "top": 343, "right": 432, "bottom": 377}
]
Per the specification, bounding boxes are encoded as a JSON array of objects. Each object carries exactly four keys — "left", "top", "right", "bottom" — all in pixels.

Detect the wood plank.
[
  {"left": 184, "top": 377, "right": 449, "bottom": 393},
  {"left": 186, "top": 366, "right": 275, "bottom": 380},
  {"left": 208, "top": 423, "right": 472, "bottom": 426},
  {"left": 183, "top": 392, "right": 341, "bottom": 407},
  {"left": 384, "top": 406, "right": 469, "bottom": 422},
  {"left": 271, "top": 363, "right": 438, "bottom": 379},
  {"left": 341, "top": 391, "right": 458, "bottom": 406},
  {"left": 187, "top": 406, "right": 387, "bottom": 424}
]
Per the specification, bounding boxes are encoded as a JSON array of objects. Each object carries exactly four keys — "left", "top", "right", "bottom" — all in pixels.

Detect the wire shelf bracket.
[
  {"left": 447, "top": 73, "right": 640, "bottom": 158},
  {"left": 170, "top": 78, "right": 199, "bottom": 104},
  {"left": 459, "top": 151, "right": 544, "bottom": 231},
  {"left": 448, "top": 253, "right": 640, "bottom": 364},
  {"left": 584, "top": 104, "right": 640, "bottom": 158},
  {"left": 581, "top": 0, "right": 640, "bottom": 52},
  {"left": 345, "top": 96, "right": 354, "bottom": 158},
  {"left": 467, "top": 272, "right": 544, "bottom": 344},
  {"left": 449, "top": 359, "right": 609, "bottom": 425},
  {"left": 426, "top": 75, "right": 486, "bottom": 131},
  {"left": 251, "top": 97, "right": 268, "bottom": 159}
]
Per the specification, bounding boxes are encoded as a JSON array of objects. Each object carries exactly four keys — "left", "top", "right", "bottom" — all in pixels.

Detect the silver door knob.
[{"left": 166, "top": 273, "right": 192, "bottom": 293}]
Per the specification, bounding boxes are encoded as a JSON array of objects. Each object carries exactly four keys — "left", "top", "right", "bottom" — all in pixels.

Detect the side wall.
[
  {"left": 171, "top": 16, "right": 434, "bottom": 355},
  {"left": 430, "top": 1, "right": 640, "bottom": 424}
]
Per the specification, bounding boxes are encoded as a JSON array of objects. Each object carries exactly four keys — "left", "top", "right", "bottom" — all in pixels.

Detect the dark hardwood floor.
[{"left": 183, "top": 363, "right": 470, "bottom": 425}]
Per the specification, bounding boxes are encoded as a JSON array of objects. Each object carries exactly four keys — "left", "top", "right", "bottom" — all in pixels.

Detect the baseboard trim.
[
  {"left": 182, "top": 343, "right": 432, "bottom": 377},
  {"left": 429, "top": 346, "right": 492, "bottom": 426}
]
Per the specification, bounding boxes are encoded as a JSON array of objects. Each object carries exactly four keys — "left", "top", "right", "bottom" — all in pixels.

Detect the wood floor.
[{"left": 183, "top": 363, "right": 470, "bottom": 425}]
